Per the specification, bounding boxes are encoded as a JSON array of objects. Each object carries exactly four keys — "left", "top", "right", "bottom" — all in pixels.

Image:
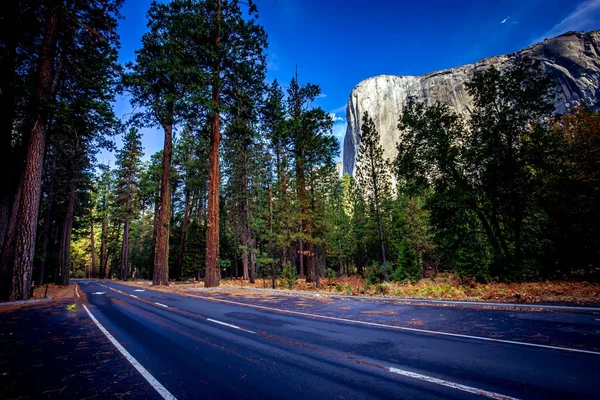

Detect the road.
[{"left": 5, "top": 280, "right": 600, "bottom": 399}]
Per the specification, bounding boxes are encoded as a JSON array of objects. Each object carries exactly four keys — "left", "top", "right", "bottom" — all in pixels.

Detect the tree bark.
[
  {"left": 0, "top": 183, "right": 22, "bottom": 299},
  {"left": 58, "top": 181, "right": 76, "bottom": 286},
  {"left": 153, "top": 123, "right": 172, "bottom": 286},
  {"left": 9, "top": 4, "right": 59, "bottom": 300},
  {"left": 205, "top": 0, "right": 222, "bottom": 288}
]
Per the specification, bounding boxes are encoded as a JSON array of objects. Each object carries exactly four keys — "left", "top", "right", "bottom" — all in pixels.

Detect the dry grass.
[
  {"left": 0, "top": 283, "right": 77, "bottom": 312},
  {"left": 220, "top": 276, "right": 600, "bottom": 305},
  {"left": 100, "top": 276, "right": 600, "bottom": 305},
  {"left": 31, "top": 283, "right": 77, "bottom": 300}
]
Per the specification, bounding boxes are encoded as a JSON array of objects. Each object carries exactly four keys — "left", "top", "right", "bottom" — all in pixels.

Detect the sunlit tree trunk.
[
  {"left": 153, "top": 123, "right": 172, "bottom": 285},
  {"left": 205, "top": 0, "right": 222, "bottom": 288}
]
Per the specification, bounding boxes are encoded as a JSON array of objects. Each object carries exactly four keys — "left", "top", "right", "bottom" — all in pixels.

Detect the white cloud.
[
  {"left": 329, "top": 112, "right": 344, "bottom": 122},
  {"left": 317, "top": 93, "right": 327, "bottom": 99},
  {"left": 500, "top": 16, "right": 510, "bottom": 24},
  {"left": 533, "top": 0, "right": 600, "bottom": 43}
]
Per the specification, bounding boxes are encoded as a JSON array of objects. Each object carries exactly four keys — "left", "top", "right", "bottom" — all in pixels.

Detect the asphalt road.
[{"left": 4, "top": 280, "right": 600, "bottom": 399}]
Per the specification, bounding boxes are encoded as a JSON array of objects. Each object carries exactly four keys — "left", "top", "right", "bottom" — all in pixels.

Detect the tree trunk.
[
  {"left": 205, "top": 0, "right": 222, "bottom": 288},
  {"left": 153, "top": 123, "right": 173, "bottom": 286},
  {"left": 90, "top": 219, "right": 97, "bottom": 278},
  {"left": 9, "top": 4, "right": 59, "bottom": 300},
  {"left": 0, "top": 183, "right": 22, "bottom": 299},
  {"left": 58, "top": 181, "right": 76, "bottom": 287}
]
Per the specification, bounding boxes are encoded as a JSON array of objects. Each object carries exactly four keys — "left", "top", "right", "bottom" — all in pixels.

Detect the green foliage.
[
  {"left": 448, "top": 247, "right": 491, "bottom": 283},
  {"left": 182, "top": 221, "right": 206, "bottom": 279},
  {"left": 364, "top": 261, "right": 393, "bottom": 284},
  {"left": 396, "top": 58, "right": 562, "bottom": 281},
  {"left": 375, "top": 283, "right": 390, "bottom": 295},
  {"left": 390, "top": 240, "right": 421, "bottom": 282},
  {"left": 280, "top": 263, "right": 298, "bottom": 290}
]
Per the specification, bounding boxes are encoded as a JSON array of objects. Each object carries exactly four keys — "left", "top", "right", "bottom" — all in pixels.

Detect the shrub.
[
  {"left": 375, "top": 283, "right": 390, "bottom": 295},
  {"left": 365, "top": 261, "right": 393, "bottom": 284},
  {"left": 393, "top": 240, "right": 422, "bottom": 282},
  {"left": 344, "top": 284, "right": 353, "bottom": 295},
  {"left": 335, "top": 284, "right": 343, "bottom": 292},
  {"left": 450, "top": 247, "right": 490, "bottom": 283},
  {"left": 280, "top": 263, "right": 298, "bottom": 289}
]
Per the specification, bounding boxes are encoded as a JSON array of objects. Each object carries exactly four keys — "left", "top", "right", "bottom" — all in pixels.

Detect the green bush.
[
  {"left": 391, "top": 240, "right": 421, "bottom": 282},
  {"left": 364, "top": 261, "right": 393, "bottom": 284},
  {"left": 280, "top": 263, "right": 298, "bottom": 289},
  {"left": 450, "top": 246, "right": 490, "bottom": 283},
  {"left": 375, "top": 283, "right": 390, "bottom": 295},
  {"left": 335, "top": 284, "right": 343, "bottom": 292}
]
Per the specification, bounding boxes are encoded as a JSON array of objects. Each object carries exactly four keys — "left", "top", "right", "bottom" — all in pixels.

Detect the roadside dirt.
[
  {"left": 0, "top": 283, "right": 79, "bottom": 312},
  {"left": 95, "top": 277, "right": 600, "bottom": 307}
]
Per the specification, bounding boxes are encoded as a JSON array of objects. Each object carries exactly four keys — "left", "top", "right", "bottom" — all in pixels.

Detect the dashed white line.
[
  {"left": 388, "top": 367, "right": 519, "bottom": 400},
  {"left": 82, "top": 305, "right": 177, "bottom": 400},
  {"left": 130, "top": 294, "right": 138, "bottom": 299},
  {"left": 206, "top": 318, "right": 256, "bottom": 334},
  {"left": 155, "top": 302, "right": 169, "bottom": 308},
  {"left": 185, "top": 294, "right": 600, "bottom": 356},
  {"left": 75, "top": 284, "right": 80, "bottom": 298}
]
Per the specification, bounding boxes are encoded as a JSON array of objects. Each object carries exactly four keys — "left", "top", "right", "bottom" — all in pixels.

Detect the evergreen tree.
[
  {"left": 124, "top": 0, "right": 200, "bottom": 285},
  {"left": 356, "top": 111, "right": 392, "bottom": 265},
  {"left": 114, "top": 128, "right": 143, "bottom": 281}
]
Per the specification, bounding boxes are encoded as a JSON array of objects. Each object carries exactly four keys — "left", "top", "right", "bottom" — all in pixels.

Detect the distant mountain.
[{"left": 343, "top": 30, "right": 600, "bottom": 176}]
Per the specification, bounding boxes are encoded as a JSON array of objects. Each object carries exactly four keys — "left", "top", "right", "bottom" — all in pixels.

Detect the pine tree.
[
  {"left": 356, "top": 111, "right": 391, "bottom": 265},
  {"left": 203, "top": 0, "right": 267, "bottom": 288},
  {"left": 124, "top": 1, "right": 197, "bottom": 286},
  {"left": 114, "top": 128, "right": 143, "bottom": 281}
]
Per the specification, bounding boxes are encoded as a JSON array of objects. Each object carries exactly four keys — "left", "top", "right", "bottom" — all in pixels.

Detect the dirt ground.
[{"left": 0, "top": 283, "right": 78, "bottom": 312}]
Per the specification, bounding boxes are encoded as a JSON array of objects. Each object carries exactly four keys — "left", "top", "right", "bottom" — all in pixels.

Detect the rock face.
[{"left": 343, "top": 30, "right": 600, "bottom": 176}]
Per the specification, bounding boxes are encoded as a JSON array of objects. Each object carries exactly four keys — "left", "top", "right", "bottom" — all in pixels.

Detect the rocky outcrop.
[{"left": 343, "top": 30, "right": 600, "bottom": 176}]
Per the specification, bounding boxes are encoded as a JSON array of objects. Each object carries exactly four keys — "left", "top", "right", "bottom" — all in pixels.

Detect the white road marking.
[
  {"left": 75, "top": 284, "right": 80, "bottom": 298},
  {"left": 206, "top": 318, "right": 256, "bottom": 334},
  {"left": 130, "top": 295, "right": 138, "bottom": 299},
  {"left": 155, "top": 302, "right": 168, "bottom": 308},
  {"left": 185, "top": 294, "right": 600, "bottom": 356},
  {"left": 134, "top": 289, "right": 146, "bottom": 292},
  {"left": 388, "top": 367, "right": 519, "bottom": 400},
  {"left": 82, "top": 305, "right": 177, "bottom": 400},
  {"left": 92, "top": 292, "right": 106, "bottom": 295}
]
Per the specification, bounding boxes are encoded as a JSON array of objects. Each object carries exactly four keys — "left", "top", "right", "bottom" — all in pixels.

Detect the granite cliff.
[{"left": 343, "top": 30, "right": 600, "bottom": 176}]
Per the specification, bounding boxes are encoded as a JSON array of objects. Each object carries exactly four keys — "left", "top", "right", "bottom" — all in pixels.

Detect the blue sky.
[{"left": 103, "top": 0, "right": 600, "bottom": 165}]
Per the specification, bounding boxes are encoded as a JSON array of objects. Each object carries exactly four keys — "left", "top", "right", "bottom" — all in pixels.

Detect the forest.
[{"left": 1, "top": 0, "right": 598, "bottom": 301}]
